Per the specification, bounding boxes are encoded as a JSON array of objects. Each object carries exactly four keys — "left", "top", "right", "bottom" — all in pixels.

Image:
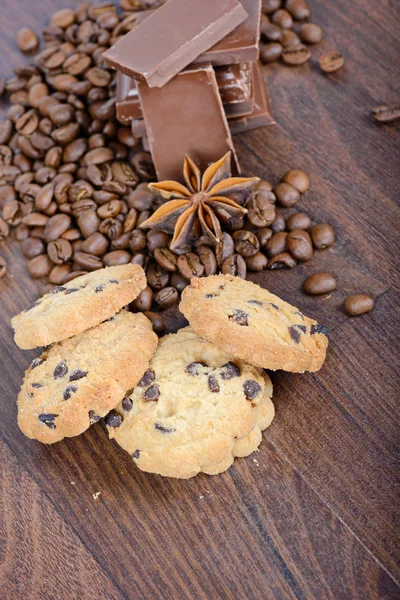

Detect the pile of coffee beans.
[{"left": 260, "top": 0, "right": 344, "bottom": 73}]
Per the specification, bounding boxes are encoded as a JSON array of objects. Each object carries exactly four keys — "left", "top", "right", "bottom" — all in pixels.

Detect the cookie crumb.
[{"left": 92, "top": 491, "right": 101, "bottom": 500}]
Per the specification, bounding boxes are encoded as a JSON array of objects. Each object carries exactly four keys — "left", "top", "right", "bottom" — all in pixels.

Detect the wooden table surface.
[{"left": 0, "top": 1, "right": 399, "bottom": 599}]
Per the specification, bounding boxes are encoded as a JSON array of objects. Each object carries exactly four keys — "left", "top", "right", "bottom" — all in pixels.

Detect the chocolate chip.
[
  {"left": 54, "top": 361, "right": 68, "bottom": 379},
  {"left": 89, "top": 410, "right": 101, "bottom": 424},
  {"left": 137, "top": 369, "right": 155, "bottom": 388},
  {"left": 65, "top": 287, "right": 79, "bottom": 294},
  {"left": 205, "top": 293, "right": 217, "bottom": 298},
  {"left": 185, "top": 362, "right": 208, "bottom": 376},
  {"left": 69, "top": 369, "right": 88, "bottom": 381},
  {"left": 104, "top": 411, "right": 122, "bottom": 428},
  {"left": 269, "top": 303, "right": 279, "bottom": 310},
  {"left": 109, "top": 279, "right": 119, "bottom": 284},
  {"left": 248, "top": 300, "right": 263, "bottom": 307},
  {"left": 243, "top": 380, "right": 262, "bottom": 401},
  {"left": 154, "top": 423, "right": 175, "bottom": 433},
  {"left": 293, "top": 310, "right": 304, "bottom": 320},
  {"left": 50, "top": 285, "right": 67, "bottom": 294},
  {"left": 30, "top": 358, "right": 43, "bottom": 370},
  {"left": 63, "top": 384, "right": 77, "bottom": 400},
  {"left": 122, "top": 397, "right": 133, "bottom": 411},
  {"left": 132, "top": 449, "right": 140, "bottom": 459},
  {"left": 230, "top": 309, "right": 249, "bottom": 326},
  {"left": 220, "top": 362, "right": 241, "bottom": 380},
  {"left": 142, "top": 384, "right": 160, "bottom": 402},
  {"left": 95, "top": 284, "right": 106, "bottom": 293},
  {"left": 32, "top": 382, "right": 43, "bottom": 388},
  {"left": 38, "top": 413, "right": 57, "bottom": 428},
  {"left": 208, "top": 375, "right": 220, "bottom": 393},
  {"left": 311, "top": 324, "right": 328, "bottom": 336},
  {"left": 289, "top": 325, "right": 306, "bottom": 343}
]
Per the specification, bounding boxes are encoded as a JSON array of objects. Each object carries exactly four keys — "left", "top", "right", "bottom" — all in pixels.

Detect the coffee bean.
[
  {"left": 177, "top": 253, "right": 205, "bottom": 280},
  {"left": 155, "top": 287, "right": 179, "bottom": 310},
  {"left": 3, "top": 200, "right": 23, "bottom": 225},
  {"left": 299, "top": 23, "right": 323, "bottom": 44},
  {"left": 86, "top": 67, "right": 111, "bottom": 88},
  {"left": 262, "top": 0, "right": 282, "bottom": 15},
  {"left": 281, "top": 30, "right": 301, "bottom": 47},
  {"left": 268, "top": 252, "right": 297, "bottom": 269},
  {"left": 14, "top": 223, "right": 30, "bottom": 241},
  {"left": 21, "top": 237, "right": 45, "bottom": 259},
  {"left": 127, "top": 186, "right": 154, "bottom": 211},
  {"left": 129, "top": 229, "right": 147, "bottom": 253},
  {"left": 287, "top": 230, "right": 313, "bottom": 261},
  {"left": 343, "top": 294, "right": 374, "bottom": 317},
  {"left": 144, "top": 311, "right": 165, "bottom": 336},
  {"left": 44, "top": 213, "right": 71, "bottom": 242},
  {"left": 303, "top": 273, "right": 337, "bottom": 295},
  {"left": 247, "top": 190, "right": 276, "bottom": 227},
  {"left": 50, "top": 8, "right": 75, "bottom": 28},
  {"left": 49, "top": 264, "right": 71, "bottom": 284},
  {"left": 0, "top": 256, "right": 6, "bottom": 278},
  {"left": 282, "top": 44, "right": 311, "bottom": 65},
  {"left": 103, "top": 250, "right": 131, "bottom": 266},
  {"left": 17, "top": 28, "right": 39, "bottom": 53},
  {"left": 222, "top": 254, "right": 246, "bottom": 278},
  {"left": 286, "top": 212, "right": 311, "bottom": 231},
  {"left": 154, "top": 247, "right": 177, "bottom": 272},
  {"left": 47, "top": 238, "right": 72, "bottom": 264},
  {"left": 318, "top": 51, "right": 345, "bottom": 73},
  {"left": 260, "top": 43, "right": 283, "bottom": 64},
  {"left": 286, "top": 0, "right": 311, "bottom": 20},
  {"left": 197, "top": 245, "right": 217, "bottom": 276},
  {"left": 78, "top": 211, "right": 101, "bottom": 238},
  {"left": 84, "top": 147, "right": 114, "bottom": 165},
  {"left": 131, "top": 152, "right": 155, "bottom": 180},
  {"left": 170, "top": 271, "right": 189, "bottom": 293},
  {"left": 0, "top": 217, "right": 10, "bottom": 240},
  {"left": 28, "top": 254, "right": 53, "bottom": 278},
  {"left": 274, "top": 182, "right": 300, "bottom": 207},
  {"left": 372, "top": 104, "right": 400, "bottom": 124},
  {"left": 311, "top": 223, "right": 335, "bottom": 249},
  {"left": 245, "top": 252, "right": 268, "bottom": 272},
  {"left": 79, "top": 232, "right": 109, "bottom": 256},
  {"left": 74, "top": 251, "right": 103, "bottom": 271},
  {"left": 262, "top": 23, "right": 282, "bottom": 42},
  {"left": 256, "top": 227, "right": 273, "bottom": 247},
  {"left": 233, "top": 230, "right": 260, "bottom": 257},
  {"left": 265, "top": 232, "right": 288, "bottom": 257},
  {"left": 146, "top": 229, "right": 170, "bottom": 253},
  {"left": 283, "top": 169, "right": 310, "bottom": 194},
  {"left": 22, "top": 212, "right": 49, "bottom": 227},
  {"left": 133, "top": 286, "right": 153, "bottom": 312},
  {"left": 63, "top": 139, "right": 87, "bottom": 163},
  {"left": 146, "top": 262, "right": 169, "bottom": 290},
  {"left": 271, "top": 9, "right": 293, "bottom": 29}
]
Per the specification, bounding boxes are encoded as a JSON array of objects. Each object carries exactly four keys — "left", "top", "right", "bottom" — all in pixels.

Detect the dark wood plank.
[{"left": 0, "top": 438, "right": 124, "bottom": 600}]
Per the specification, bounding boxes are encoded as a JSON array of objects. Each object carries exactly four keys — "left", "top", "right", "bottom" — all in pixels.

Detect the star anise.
[{"left": 139, "top": 152, "right": 259, "bottom": 252}]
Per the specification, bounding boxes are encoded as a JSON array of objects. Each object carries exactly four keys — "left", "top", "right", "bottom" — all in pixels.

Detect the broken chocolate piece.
[
  {"left": 142, "top": 384, "right": 160, "bottom": 402},
  {"left": 138, "top": 369, "right": 155, "bottom": 388},
  {"left": 54, "top": 362, "right": 68, "bottom": 379},
  {"left": 122, "top": 397, "right": 133, "bottom": 411},
  {"left": 38, "top": 413, "right": 57, "bottom": 428},
  {"left": 220, "top": 362, "right": 241, "bottom": 380},
  {"left": 243, "top": 380, "right": 262, "bottom": 400}
]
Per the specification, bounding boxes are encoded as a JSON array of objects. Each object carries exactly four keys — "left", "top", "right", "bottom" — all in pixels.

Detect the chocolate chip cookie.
[
  {"left": 106, "top": 327, "right": 274, "bottom": 479},
  {"left": 18, "top": 311, "right": 158, "bottom": 444},
  {"left": 180, "top": 275, "right": 328, "bottom": 372},
  {"left": 12, "top": 264, "right": 147, "bottom": 349}
]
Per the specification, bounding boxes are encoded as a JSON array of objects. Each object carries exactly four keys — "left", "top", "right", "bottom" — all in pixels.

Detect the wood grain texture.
[{"left": 0, "top": 0, "right": 399, "bottom": 598}]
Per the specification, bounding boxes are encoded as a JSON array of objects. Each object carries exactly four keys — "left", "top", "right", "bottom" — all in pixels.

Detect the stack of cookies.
[{"left": 12, "top": 267, "right": 328, "bottom": 479}]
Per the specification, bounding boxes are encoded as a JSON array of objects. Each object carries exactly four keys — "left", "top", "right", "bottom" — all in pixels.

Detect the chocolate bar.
[
  {"left": 102, "top": 0, "right": 248, "bottom": 88},
  {"left": 137, "top": 64, "right": 240, "bottom": 181},
  {"left": 216, "top": 62, "right": 254, "bottom": 118},
  {"left": 229, "top": 61, "right": 275, "bottom": 134},
  {"left": 116, "top": 72, "right": 142, "bottom": 123},
  {"left": 193, "top": 0, "right": 262, "bottom": 66}
]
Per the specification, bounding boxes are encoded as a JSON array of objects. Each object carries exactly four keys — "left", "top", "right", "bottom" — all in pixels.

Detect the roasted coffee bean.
[
  {"left": 343, "top": 294, "right": 374, "bottom": 317},
  {"left": 0, "top": 217, "right": 10, "bottom": 240},
  {"left": 282, "top": 44, "right": 311, "bottom": 65},
  {"left": 63, "top": 139, "right": 87, "bottom": 163},
  {"left": 0, "top": 256, "right": 7, "bottom": 278},
  {"left": 30, "top": 226, "right": 45, "bottom": 239},
  {"left": 28, "top": 254, "right": 53, "bottom": 278},
  {"left": 21, "top": 212, "right": 49, "bottom": 227},
  {"left": 146, "top": 262, "right": 169, "bottom": 290},
  {"left": 260, "top": 43, "right": 283, "bottom": 64},
  {"left": 281, "top": 29, "right": 301, "bottom": 47},
  {"left": 50, "top": 8, "right": 75, "bottom": 28},
  {"left": 256, "top": 227, "right": 273, "bottom": 247},
  {"left": 245, "top": 252, "right": 268, "bottom": 272},
  {"left": 71, "top": 198, "right": 97, "bottom": 217},
  {"left": 47, "top": 238, "right": 72, "bottom": 264},
  {"left": 74, "top": 251, "right": 103, "bottom": 271},
  {"left": 271, "top": 9, "right": 293, "bottom": 29},
  {"left": 129, "top": 229, "right": 147, "bottom": 252},
  {"left": 221, "top": 232, "right": 234, "bottom": 261},
  {"left": 197, "top": 245, "right": 217, "bottom": 276},
  {"left": 271, "top": 213, "right": 286, "bottom": 233},
  {"left": 51, "top": 122, "right": 80, "bottom": 145},
  {"left": 283, "top": 169, "right": 310, "bottom": 194},
  {"left": 97, "top": 199, "right": 121, "bottom": 219},
  {"left": 133, "top": 286, "right": 153, "bottom": 312},
  {"left": 318, "top": 51, "right": 345, "bottom": 73},
  {"left": 110, "top": 232, "right": 131, "bottom": 250},
  {"left": 262, "top": 23, "right": 282, "bottom": 42},
  {"left": 222, "top": 254, "right": 246, "bottom": 279},
  {"left": 49, "top": 264, "right": 71, "bottom": 284},
  {"left": 78, "top": 211, "right": 102, "bottom": 238},
  {"left": 155, "top": 287, "right": 179, "bottom": 310},
  {"left": 265, "top": 232, "right": 288, "bottom": 257},
  {"left": 311, "top": 223, "right": 335, "bottom": 249},
  {"left": 262, "top": 0, "right": 282, "bottom": 15},
  {"left": 111, "top": 161, "right": 138, "bottom": 187},
  {"left": 131, "top": 152, "right": 155, "bottom": 180},
  {"left": 287, "top": 229, "right": 313, "bottom": 261},
  {"left": 146, "top": 229, "right": 170, "bottom": 253},
  {"left": 62, "top": 270, "right": 88, "bottom": 283},
  {"left": 170, "top": 271, "right": 189, "bottom": 293},
  {"left": 268, "top": 252, "right": 296, "bottom": 269},
  {"left": 61, "top": 228, "right": 81, "bottom": 241},
  {"left": 299, "top": 23, "right": 323, "bottom": 44},
  {"left": 86, "top": 67, "right": 111, "bottom": 88},
  {"left": 143, "top": 311, "right": 165, "bottom": 336},
  {"left": 233, "top": 230, "right": 260, "bottom": 257},
  {"left": 21, "top": 236, "right": 45, "bottom": 260},
  {"left": 0, "top": 120, "right": 13, "bottom": 145},
  {"left": 373, "top": 104, "right": 400, "bottom": 124},
  {"left": 286, "top": 212, "right": 311, "bottom": 231},
  {"left": 303, "top": 273, "right": 337, "bottom": 295},
  {"left": 177, "top": 253, "right": 205, "bottom": 280},
  {"left": 3, "top": 200, "right": 23, "bottom": 225},
  {"left": 44, "top": 213, "right": 71, "bottom": 242},
  {"left": 17, "top": 28, "right": 39, "bottom": 53},
  {"left": 247, "top": 190, "right": 276, "bottom": 227},
  {"left": 154, "top": 247, "right": 177, "bottom": 272},
  {"left": 274, "top": 182, "right": 300, "bottom": 207},
  {"left": 286, "top": 0, "right": 311, "bottom": 20},
  {"left": 14, "top": 223, "right": 30, "bottom": 241},
  {"left": 84, "top": 147, "right": 114, "bottom": 165},
  {"left": 103, "top": 250, "right": 131, "bottom": 266}
]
